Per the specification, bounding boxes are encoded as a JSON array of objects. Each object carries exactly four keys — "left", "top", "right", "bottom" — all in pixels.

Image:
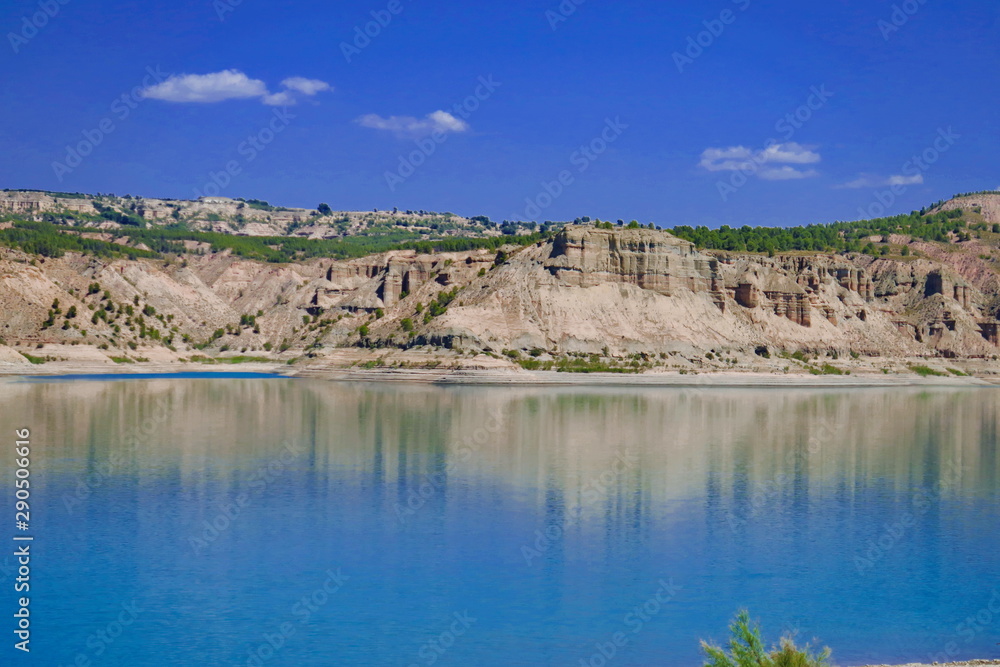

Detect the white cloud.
[
  {"left": 142, "top": 70, "right": 268, "bottom": 103},
  {"left": 262, "top": 91, "right": 295, "bottom": 107},
  {"left": 357, "top": 110, "right": 470, "bottom": 137},
  {"left": 699, "top": 146, "right": 755, "bottom": 172},
  {"left": 699, "top": 142, "right": 820, "bottom": 180},
  {"left": 760, "top": 166, "right": 820, "bottom": 181},
  {"left": 836, "top": 173, "right": 924, "bottom": 189},
  {"left": 887, "top": 174, "right": 923, "bottom": 186},
  {"left": 281, "top": 77, "right": 332, "bottom": 96},
  {"left": 141, "top": 70, "right": 332, "bottom": 106},
  {"left": 759, "top": 143, "right": 821, "bottom": 165}
]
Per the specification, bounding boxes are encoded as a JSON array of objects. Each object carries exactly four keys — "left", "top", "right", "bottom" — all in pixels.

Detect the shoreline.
[
  {"left": 858, "top": 662, "right": 1000, "bottom": 667},
  {"left": 1, "top": 361, "right": 998, "bottom": 387}
]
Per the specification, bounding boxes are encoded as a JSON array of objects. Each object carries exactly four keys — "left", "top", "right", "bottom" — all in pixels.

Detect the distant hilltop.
[{"left": 0, "top": 189, "right": 540, "bottom": 239}]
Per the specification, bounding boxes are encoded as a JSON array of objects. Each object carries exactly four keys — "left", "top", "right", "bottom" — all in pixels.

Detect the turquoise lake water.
[{"left": 1, "top": 378, "right": 998, "bottom": 666}]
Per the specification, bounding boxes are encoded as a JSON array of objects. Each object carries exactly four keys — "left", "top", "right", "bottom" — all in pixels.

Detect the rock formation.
[{"left": 2, "top": 223, "right": 1000, "bottom": 363}]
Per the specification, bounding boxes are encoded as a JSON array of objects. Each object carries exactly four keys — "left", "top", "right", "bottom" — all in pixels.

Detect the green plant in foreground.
[{"left": 701, "top": 610, "right": 831, "bottom": 667}]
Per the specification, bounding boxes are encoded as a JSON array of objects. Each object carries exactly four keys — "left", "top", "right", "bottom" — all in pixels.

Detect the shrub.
[
  {"left": 701, "top": 610, "right": 831, "bottom": 667},
  {"left": 909, "top": 365, "right": 947, "bottom": 377}
]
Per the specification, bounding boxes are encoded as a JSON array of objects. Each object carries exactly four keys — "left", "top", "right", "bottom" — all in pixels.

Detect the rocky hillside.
[
  {"left": 2, "top": 192, "right": 1000, "bottom": 374},
  {"left": 0, "top": 189, "right": 528, "bottom": 238}
]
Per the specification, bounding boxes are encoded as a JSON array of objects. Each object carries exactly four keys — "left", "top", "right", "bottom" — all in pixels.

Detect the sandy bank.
[{"left": 1, "top": 360, "right": 997, "bottom": 388}]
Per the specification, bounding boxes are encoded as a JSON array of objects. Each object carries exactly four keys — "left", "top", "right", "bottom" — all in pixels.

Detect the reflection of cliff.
[{"left": 4, "top": 379, "right": 997, "bottom": 510}]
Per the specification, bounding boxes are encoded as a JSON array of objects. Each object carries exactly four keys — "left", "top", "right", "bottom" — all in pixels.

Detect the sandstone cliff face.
[
  {"left": 2, "top": 224, "right": 1000, "bottom": 362},
  {"left": 431, "top": 226, "right": 1000, "bottom": 358},
  {"left": 544, "top": 227, "right": 721, "bottom": 299}
]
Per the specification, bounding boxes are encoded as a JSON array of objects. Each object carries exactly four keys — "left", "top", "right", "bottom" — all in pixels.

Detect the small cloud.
[
  {"left": 760, "top": 166, "right": 819, "bottom": 181},
  {"left": 281, "top": 77, "right": 332, "bottom": 96},
  {"left": 759, "top": 143, "right": 821, "bottom": 165},
  {"left": 263, "top": 91, "right": 296, "bottom": 107},
  {"left": 887, "top": 174, "right": 923, "bottom": 186},
  {"left": 699, "top": 142, "right": 820, "bottom": 180},
  {"left": 142, "top": 70, "right": 268, "bottom": 103},
  {"left": 836, "top": 173, "right": 924, "bottom": 189},
  {"left": 142, "top": 70, "right": 332, "bottom": 106},
  {"left": 699, "top": 146, "right": 755, "bottom": 172},
  {"left": 838, "top": 175, "right": 877, "bottom": 189},
  {"left": 357, "top": 110, "right": 470, "bottom": 137}
]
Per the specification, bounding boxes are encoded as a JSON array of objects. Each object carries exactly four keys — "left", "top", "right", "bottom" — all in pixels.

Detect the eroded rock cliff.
[{"left": 1, "top": 225, "right": 999, "bottom": 366}]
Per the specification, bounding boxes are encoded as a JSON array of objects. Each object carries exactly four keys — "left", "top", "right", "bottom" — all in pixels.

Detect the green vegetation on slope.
[
  {"left": 670, "top": 208, "right": 972, "bottom": 254},
  {"left": 0, "top": 221, "right": 160, "bottom": 259},
  {"left": 0, "top": 218, "right": 549, "bottom": 263}
]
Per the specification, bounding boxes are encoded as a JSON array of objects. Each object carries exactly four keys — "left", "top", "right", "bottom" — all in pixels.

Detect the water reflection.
[{"left": 0, "top": 378, "right": 997, "bottom": 666}]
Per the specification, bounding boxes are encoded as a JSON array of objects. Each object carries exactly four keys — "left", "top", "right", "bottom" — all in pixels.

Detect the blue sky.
[{"left": 1, "top": 0, "right": 997, "bottom": 227}]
